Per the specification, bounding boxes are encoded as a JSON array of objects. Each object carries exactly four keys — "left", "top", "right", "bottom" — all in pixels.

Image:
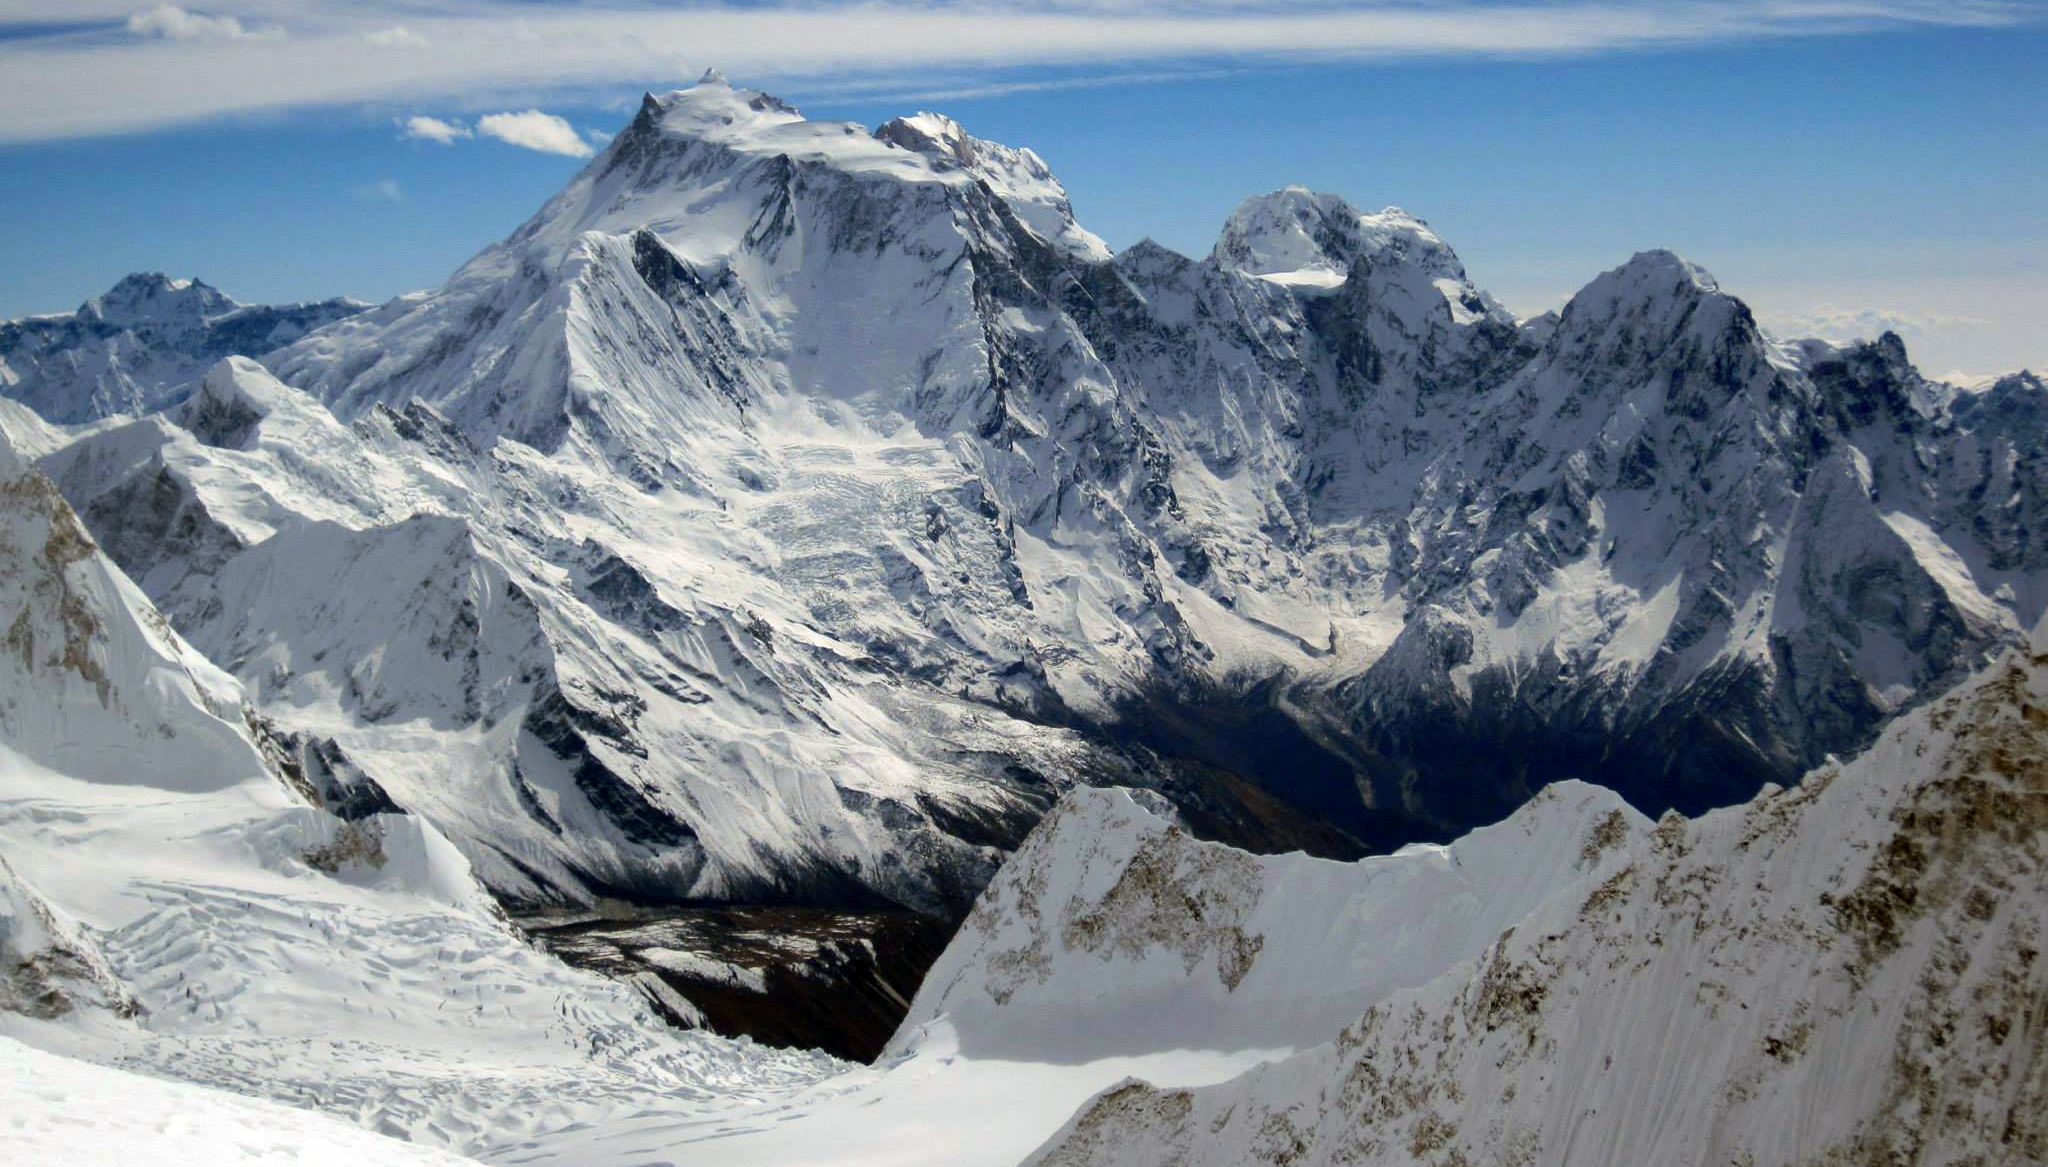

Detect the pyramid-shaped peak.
[
  {"left": 1609, "top": 248, "right": 1720, "bottom": 292},
  {"left": 1557, "top": 249, "right": 1730, "bottom": 332}
]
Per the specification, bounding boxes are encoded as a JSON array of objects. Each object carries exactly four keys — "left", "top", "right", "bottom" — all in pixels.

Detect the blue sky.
[{"left": 1, "top": 2, "right": 2043, "bottom": 377}]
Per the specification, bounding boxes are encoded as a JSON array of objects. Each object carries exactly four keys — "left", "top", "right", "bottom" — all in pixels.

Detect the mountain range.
[
  {"left": 0, "top": 272, "right": 365, "bottom": 423},
  {"left": 8, "top": 77, "right": 2039, "bottom": 927},
  {"left": 0, "top": 73, "right": 2042, "bottom": 1166}
]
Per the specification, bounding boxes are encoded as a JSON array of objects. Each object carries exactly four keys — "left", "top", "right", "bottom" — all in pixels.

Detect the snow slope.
[
  {"left": 0, "top": 431, "right": 835, "bottom": 1161},
  {"left": 1026, "top": 619, "right": 2048, "bottom": 1167},
  {"left": 893, "top": 782, "right": 1645, "bottom": 1062},
  {"left": 1, "top": 1035, "right": 481, "bottom": 1167},
  {"left": 30, "top": 355, "right": 1106, "bottom": 915}
]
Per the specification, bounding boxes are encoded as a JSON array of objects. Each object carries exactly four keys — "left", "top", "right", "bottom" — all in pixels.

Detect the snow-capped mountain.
[
  {"left": 10, "top": 75, "right": 2045, "bottom": 931},
  {"left": 1022, "top": 616, "right": 2048, "bottom": 1167},
  {"left": 0, "top": 273, "right": 367, "bottom": 423}
]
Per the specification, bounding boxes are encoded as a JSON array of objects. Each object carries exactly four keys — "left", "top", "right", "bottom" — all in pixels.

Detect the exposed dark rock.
[{"left": 521, "top": 904, "right": 952, "bottom": 1063}]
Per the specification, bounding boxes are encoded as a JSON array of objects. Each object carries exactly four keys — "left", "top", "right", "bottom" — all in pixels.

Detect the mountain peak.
[
  {"left": 80, "top": 271, "right": 238, "bottom": 328},
  {"left": 644, "top": 78, "right": 806, "bottom": 141},
  {"left": 1557, "top": 248, "right": 1730, "bottom": 334},
  {"left": 873, "top": 111, "right": 976, "bottom": 167},
  {"left": 1611, "top": 247, "right": 1719, "bottom": 292},
  {"left": 1212, "top": 187, "right": 1462, "bottom": 288}
]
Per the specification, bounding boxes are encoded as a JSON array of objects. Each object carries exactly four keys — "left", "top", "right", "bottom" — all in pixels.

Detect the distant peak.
[
  {"left": 1553, "top": 249, "right": 1752, "bottom": 355},
  {"left": 1113, "top": 237, "right": 1196, "bottom": 279},
  {"left": 697, "top": 66, "right": 729, "bottom": 86},
  {"left": 80, "top": 270, "right": 237, "bottom": 326},
  {"left": 114, "top": 270, "right": 183, "bottom": 291},
  {"left": 105, "top": 271, "right": 213, "bottom": 300}
]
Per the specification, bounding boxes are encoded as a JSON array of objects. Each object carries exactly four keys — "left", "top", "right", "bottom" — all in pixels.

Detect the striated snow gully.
[{"left": 4, "top": 76, "right": 2046, "bottom": 1055}]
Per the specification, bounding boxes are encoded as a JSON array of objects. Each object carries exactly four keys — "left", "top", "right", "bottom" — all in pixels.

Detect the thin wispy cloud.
[
  {"left": 475, "top": 109, "right": 595, "bottom": 157},
  {"left": 350, "top": 176, "right": 403, "bottom": 202},
  {"left": 0, "top": 1, "right": 2036, "bottom": 141}
]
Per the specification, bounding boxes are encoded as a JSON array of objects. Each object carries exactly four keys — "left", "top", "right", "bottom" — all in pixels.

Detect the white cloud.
[
  {"left": 585, "top": 127, "right": 614, "bottom": 146},
  {"left": 124, "top": 4, "right": 279, "bottom": 42},
  {"left": 366, "top": 26, "right": 427, "bottom": 49},
  {"left": 4, "top": 1, "right": 2030, "bottom": 143},
  {"left": 476, "top": 109, "right": 595, "bottom": 157},
  {"left": 399, "top": 114, "right": 470, "bottom": 144},
  {"left": 351, "top": 177, "right": 403, "bottom": 202}
]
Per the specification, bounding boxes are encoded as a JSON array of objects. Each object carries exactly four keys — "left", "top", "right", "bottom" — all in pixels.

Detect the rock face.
[
  {"left": 1023, "top": 620, "right": 2048, "bottom": 1167},
  {"left": 0, "top": 273, "right": 366, "bottom": 422},
  {"left": 8, "top": 75, "right": 2046, "bottom": 922},
  {"left": 525, "top": 903, "right": 951, "bottom": 1062}
]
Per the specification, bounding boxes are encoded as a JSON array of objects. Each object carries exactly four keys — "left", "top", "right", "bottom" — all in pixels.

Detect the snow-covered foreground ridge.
[
  {"left": 439, "top": 728, "right": 1660, "bottom": 1167},
  {"left": 7, "top": 74, "right": 2048, "bottom": 924},
  {"left": 893, "top": 782, "right": 1648, "bottom": 1065},
  {"left": 1021, "top": 620, "right": 2048, "bottom": 1167}
]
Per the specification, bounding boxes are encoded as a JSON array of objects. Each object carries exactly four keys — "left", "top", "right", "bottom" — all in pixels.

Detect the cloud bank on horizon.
[{"left": 0, "top": 0, "right": 2037, "bottom": 142}]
